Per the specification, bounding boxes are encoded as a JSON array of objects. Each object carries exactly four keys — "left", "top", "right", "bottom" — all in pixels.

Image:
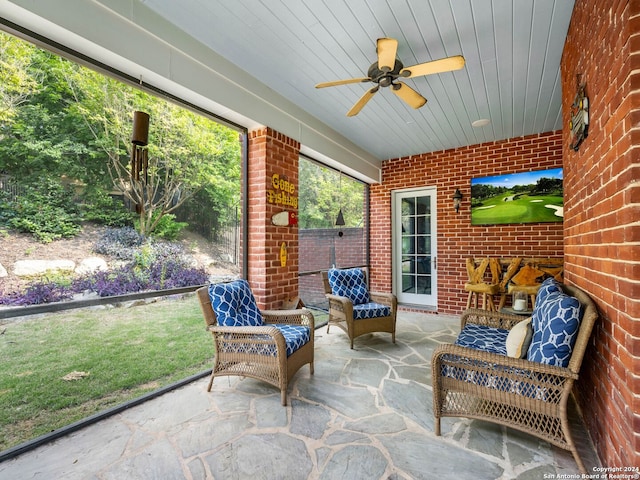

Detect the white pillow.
[{"left": 506, "top": 317, "right": 533, "bottom": 358}]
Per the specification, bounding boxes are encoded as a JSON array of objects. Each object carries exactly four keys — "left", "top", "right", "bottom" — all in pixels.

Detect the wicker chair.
[
  {"left": 196, "top": 280, "right": 314, "bottom": 406},
  {"left": 432, "top": 282, "right": 598, "bottom": 473},
  {"left": 321, "top": 268, "right": 397, "bottom": 349}
]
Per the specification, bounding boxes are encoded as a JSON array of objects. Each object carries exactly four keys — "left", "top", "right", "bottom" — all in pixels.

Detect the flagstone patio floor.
[{"left": 0, "top": 311, "right": 599, "bottom": 479}]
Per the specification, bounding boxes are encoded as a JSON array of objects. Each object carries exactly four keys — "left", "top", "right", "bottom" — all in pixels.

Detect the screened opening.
[
  {"left": 297, "top": 156, "right": 369, "bottom": 311},
  {"left": 0, "top": 30, "right": 242, "bottom": 453}
]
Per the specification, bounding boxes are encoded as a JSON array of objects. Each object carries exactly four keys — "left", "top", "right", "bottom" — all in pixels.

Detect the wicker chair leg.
[
  {"left": 434, "top": 417, "right": 441, "bottom": 436},
  {"left": 280, "top": 389, "right": 287, "bottom": 406},
  {"left": 207, "top": 372, "right": 215, "bottom": 392},
  {"left": 309, "top": 362, "right": 314, "bottom": 375}
]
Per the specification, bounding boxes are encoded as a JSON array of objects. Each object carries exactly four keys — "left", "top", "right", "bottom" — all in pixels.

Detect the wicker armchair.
[
  {"left": 432, "top": 283, "right": 598, "bottom": 473},
  {"left": 322, "top": 268, "right": 397, "bottom": 349},
  {"left": 196, "top": 281, "right": 314, "bottom": 406}
]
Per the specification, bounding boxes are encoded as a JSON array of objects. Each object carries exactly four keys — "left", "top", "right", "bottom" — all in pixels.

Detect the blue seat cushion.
[
  {"left": 353, "top": 302, "right": 391, "bottom": 320},
  {"left": 527, "top": 290, "right": 582, "bottom": 367},
  {"left": 208, "top": 279, "right": 264, "bottom": 327},
  {"left": 221, "top": 325, "right": 310, "bottom": 357},
  {"left": 327, "top": 268, "right": 370, "bottom": 305},
  {"left": 273, "top": 324, "right": 311, "bottom": 356},
  {"left": 441, "top": 358, "right": 547, "bottom": 400},
  {"left": 454, "top": 323, "right": 509, "bottom": 356}
]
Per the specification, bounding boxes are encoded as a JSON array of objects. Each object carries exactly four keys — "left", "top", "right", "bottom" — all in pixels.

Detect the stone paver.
[{"left": 0, "top": 311, "right": 598, "bottom": 479}]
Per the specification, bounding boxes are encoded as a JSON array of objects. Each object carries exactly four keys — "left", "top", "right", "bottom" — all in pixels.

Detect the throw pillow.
[
  {"left": 531, "top": 277, "right": 563, "bottom": 332},
  {"left": 527, "top": 291, "right": 583, "bottom": 367},
  {"left": 208, "top": 279, "right": 264, "bottom": 327},
  {"left": 506, "top": 317, "right": 533, "bottom": 358},
  {"left": 327, "top": 268, "right": 370, "bottom": 305}
]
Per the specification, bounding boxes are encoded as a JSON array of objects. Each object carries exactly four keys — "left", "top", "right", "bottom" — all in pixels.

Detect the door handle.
[{"left": 433, "top": 256, "right": 437, "bottom": 271}]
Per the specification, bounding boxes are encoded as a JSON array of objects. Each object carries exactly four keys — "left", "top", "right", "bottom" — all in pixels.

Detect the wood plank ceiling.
[{"left": 142, "top": 0, "right": 574, "bottom": 160}]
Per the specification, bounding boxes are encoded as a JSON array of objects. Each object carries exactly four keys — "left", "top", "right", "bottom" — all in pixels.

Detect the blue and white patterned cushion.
[
  {"left": 353, "top": 302, "right": 391, "bottom": 320},
  {"left": 441, "top": 356, "right": 547, "bottom": 400},
  {"left": 527, "top": 290, "right": 583, "bottom": 367},
  {"left": 273, "top": 324, "right": 311, "bottom": 356},
  {"left": 534, "top": 277, "right": 562, "bottom": 310},
  {"left": 454, "top": 323, "right": 509, "bottom": 356},
  {"left": 327, "top": 268, "right": 370, "bottom": 305},
  {"left": 208, "top": 279, "right": 264, "bottom": 327},
  {"left": 220, "top": 325, "right": 310, "bottom": 357}
]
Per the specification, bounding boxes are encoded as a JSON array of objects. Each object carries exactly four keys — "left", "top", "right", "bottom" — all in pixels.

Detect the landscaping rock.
[
  {"left": 0, "top": 262, "right": 7, "bottom": 278},
  {"left": 75, "top": 257, "right": 108, "bottom": 275},
  {"left": 14, "top": 259, "right": 76, "bottom": 276}
]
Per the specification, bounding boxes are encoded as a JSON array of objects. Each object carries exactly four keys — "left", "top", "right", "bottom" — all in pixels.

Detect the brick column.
[{"left": 246, "top": 127, "right": 300, "bottom": 309}]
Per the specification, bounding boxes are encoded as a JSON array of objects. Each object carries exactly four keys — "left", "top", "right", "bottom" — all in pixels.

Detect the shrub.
[
  {"left": 80, "top": 188, "right": 134, "bottom": 227},
  {"left": 93, "top": 227, "right": 146, "bottom": 260},
  {"left": 135, "top": 212, "right": 187, "bottom": 241},
  {"left": 0, "top": 281, "right": 71, "bottom": 306},
  {"left": 7, "top": 179, "right": 82, "bottom": 243}
]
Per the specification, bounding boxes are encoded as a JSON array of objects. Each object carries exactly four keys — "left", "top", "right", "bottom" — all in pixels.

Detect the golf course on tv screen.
[{"left": 470, "top": 168, "right": 563, "bottom": 225}]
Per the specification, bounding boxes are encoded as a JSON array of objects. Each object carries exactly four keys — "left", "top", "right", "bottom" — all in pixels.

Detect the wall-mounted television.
[{"left": 470, "top": 168, "right": 563, "bottom": 225}]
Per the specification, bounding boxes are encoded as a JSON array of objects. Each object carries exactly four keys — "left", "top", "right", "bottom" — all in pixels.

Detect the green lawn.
[
  {"left": 471, "top": 193, "right": 563, "bottom": 225},
  {"left": 0, "top": 294, "right": 212, "bottom": 452}
]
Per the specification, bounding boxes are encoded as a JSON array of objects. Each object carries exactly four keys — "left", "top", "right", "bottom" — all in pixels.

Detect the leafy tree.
[
  {"left": 0, "top": 30, "right": 241, "bottom": 238},
  {"left": 66, "top": 62, "right": 240, "bottom": 236},
  {"left": 0, "top": 33, "right": 40, "bottom": 123},
  {"left": 298, "top": 159, "right": 364, "bottom": 229}
]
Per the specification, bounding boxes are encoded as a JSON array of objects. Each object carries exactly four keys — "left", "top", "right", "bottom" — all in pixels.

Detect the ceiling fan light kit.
[{"left": 316, "top": 37, "right": 465, "bottom": 116}]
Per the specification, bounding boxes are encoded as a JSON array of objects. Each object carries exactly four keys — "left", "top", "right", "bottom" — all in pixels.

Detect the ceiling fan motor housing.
[{"left": 368, "top": 59, "right": 404, "bottom": 87}]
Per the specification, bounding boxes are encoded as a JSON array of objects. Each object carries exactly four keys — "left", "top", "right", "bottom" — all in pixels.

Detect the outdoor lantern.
[{"left": 452, "top": 188, "right": 463, "bottom": 213}]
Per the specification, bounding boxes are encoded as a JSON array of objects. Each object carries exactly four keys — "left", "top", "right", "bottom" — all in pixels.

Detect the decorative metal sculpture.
[{"left": 569, "top": 76, "right": 589, "bottom": 152}]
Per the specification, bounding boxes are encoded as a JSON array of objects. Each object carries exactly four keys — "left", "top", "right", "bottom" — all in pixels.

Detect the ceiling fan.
[{"left": 315, "top": 38, "right": 465, "bottom": 116}]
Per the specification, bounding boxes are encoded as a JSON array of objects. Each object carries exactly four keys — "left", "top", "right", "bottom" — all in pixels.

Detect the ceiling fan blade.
[
  {"left": 347, "top": 86, "right": 379, "bottom": 116},
  {"left": 377, "top": 37, "right": 398, "bottom": 72},
  {"left": 400, "top": 55, "right": 465, "bottom": 78},
  {"left": 392, "top": 82, "right": 427, "bottom": 109},
  {"left": 315, "top": 77, "right": 371, "bottom": 88}
]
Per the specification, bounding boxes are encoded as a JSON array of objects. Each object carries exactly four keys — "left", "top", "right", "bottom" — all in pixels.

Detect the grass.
[
  {"left": 0, "top": 294, "right": 212, "bottom": 452},
  {"left": 471, "top": 192, "right": 563, "bottom": 225}
]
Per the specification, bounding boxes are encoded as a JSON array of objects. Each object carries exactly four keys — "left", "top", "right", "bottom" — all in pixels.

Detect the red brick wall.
[
  {"left": 370, "top": 131, "right": 564, "bottom": 313},
  {"left": 246, "top": 127, "right": 300, "bottom": 309},
  {"left": 562, "top": 0, "right": 640, "bottom": 467}
]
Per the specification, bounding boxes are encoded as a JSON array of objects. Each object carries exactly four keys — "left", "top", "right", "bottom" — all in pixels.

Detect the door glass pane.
[
  {"left": 401, "top": 256, "right": 413, "bottom": 273},
  {"left": 416, "top": 255, "right": 430, "bottom": 274},
  {"left": 402, "top": 215, "right": 414, "bottom": 234},
  {"left": 402, "top": 197, "right": 415, "bottom": 216},
  {"left": 416, "top": 196, "right": 430, "bottom": 215},
  {"left": 402, "top": 274, "right": 416, "bottom": 293},
  {"left": 417, "top": 276, "right": 431, "bottom": 294},
  {"left": 416, "top": 236, "right": 430, "bottom": 254}
]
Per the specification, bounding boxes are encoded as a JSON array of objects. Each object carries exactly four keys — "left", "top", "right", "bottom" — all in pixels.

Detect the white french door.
[{"left": 392, "top": 187, "right": 437, "bottom": 307}]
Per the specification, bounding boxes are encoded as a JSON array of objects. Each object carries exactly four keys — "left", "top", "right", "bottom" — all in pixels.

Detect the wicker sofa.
[{"left": 432, "top": 279, "right": 598, "bottom": 473}]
